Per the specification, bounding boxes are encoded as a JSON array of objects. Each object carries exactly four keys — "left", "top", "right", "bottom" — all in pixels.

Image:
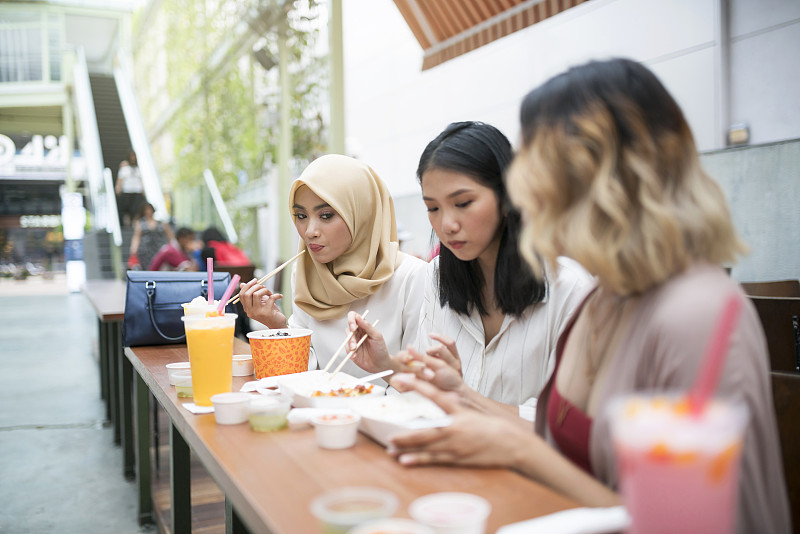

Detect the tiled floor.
[{"left": 0, "top": 279, "right": 155, "bottom": 533}]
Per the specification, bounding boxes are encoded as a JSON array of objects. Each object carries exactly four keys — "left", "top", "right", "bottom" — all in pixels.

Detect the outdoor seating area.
[{"left": 2, "top": 1, "right": 799, "bottom": 534}]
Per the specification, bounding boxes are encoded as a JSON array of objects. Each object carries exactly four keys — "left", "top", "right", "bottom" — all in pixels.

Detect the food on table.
[
  {"left": 249, "top": 413, "right": 288, "bottom": 432},
  {"left": 249, "top": 396, "right": 291, "bottom": 432},
  {"left": 312, "top": 384, "right": 374, "bottom": 397}
]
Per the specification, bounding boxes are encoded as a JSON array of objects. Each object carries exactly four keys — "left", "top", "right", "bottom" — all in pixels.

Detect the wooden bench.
[
  {"left": 749, "top": 295, "right": 800, "bottom": 533},
  {"left": 741, "top": 279, "right": 800, "bottom": 298}
]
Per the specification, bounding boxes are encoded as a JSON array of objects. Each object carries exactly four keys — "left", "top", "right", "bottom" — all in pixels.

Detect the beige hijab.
[{"left": 289, "top": 154, "right": 401, "bottom": 320}]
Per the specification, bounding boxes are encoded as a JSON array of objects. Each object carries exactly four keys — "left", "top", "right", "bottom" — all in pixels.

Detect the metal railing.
[
  {"left": 203, "top": 169, "right": 239, "bottom": 244},
  {"left": 113, "top": 52, "right": 168, "bottom": 222},
  {"left": 71, "top": 46, "right": 103, "bottom": 212}
]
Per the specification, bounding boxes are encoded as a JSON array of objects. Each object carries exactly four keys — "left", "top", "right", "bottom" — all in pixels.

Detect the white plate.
[
  {"left": 277, "top": 370, "right": 386, "bottom": 409},
  {"left": 351, "top": 392, "right": 452, "bottom": 447}
]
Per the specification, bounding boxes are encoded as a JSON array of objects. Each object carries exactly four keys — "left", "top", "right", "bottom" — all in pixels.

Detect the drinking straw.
[
  {"left": 216, "top": 274, "right": 241, "bottom": 314},
  {"left": 688, "top": 293, "right": 743, "bottom": 415},
  {"left": 207, "top": 258, "right": 214, "bottom": 305}
]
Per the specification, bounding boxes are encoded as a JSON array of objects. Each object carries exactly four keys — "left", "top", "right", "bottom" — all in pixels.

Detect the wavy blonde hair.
[{"left": 508, "top": 58, "right": 746, "bottom": 295}]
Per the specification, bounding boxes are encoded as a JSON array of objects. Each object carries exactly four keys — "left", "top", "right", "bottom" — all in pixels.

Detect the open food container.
[
  {"left": 350, "top": 391, "right": 452, "bottom": 447},
  {"left": 277, "top": 370, "right": 386, "bottom": 409}
]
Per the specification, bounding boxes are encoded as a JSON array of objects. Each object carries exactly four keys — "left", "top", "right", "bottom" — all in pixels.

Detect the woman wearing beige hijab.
[{"left": 238, "top": 154, "right": 427, "bottom": 377}]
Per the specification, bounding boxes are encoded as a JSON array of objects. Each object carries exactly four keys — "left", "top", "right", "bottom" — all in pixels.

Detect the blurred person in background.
[
  {"left": 128, "top": 202, "right": 173, "bottom": 271},
  {"left": 198, "top": 226, "right": 250, "bottom": 269},
  {"left": 115, "top": 150, "right": 144, "bottom": 227},
  {"left": 148, "top": 227, "right": 200, "bottom": 271}
]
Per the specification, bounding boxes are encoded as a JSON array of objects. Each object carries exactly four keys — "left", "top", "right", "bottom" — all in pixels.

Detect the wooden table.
[
  {"left": 126, "top": 341, "right": 579, "bottom": 533},
  {"left": 81, "top": 279, "right": 134, "bottom": 480}
]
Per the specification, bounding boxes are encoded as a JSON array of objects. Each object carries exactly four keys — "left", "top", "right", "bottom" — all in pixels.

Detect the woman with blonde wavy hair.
[{"left": 386, "top": 58, "right": 789, "bottom": 534}]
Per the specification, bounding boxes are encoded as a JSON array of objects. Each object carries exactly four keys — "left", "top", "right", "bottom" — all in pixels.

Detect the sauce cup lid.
[{"left": 210, "top": 392, "right": 252, "bottom": 405}]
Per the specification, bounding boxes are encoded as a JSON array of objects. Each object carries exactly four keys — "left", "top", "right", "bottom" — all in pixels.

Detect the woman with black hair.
[{"left": 349, "top": 122, "right": 593, "bottom": 420}]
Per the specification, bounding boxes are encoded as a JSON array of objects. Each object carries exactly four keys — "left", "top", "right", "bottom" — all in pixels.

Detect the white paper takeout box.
[
  {"left": 277, "top": 370, "right": 386, "bottom": 409},
  {"left": 351, "top": 392, "right": 452, "bottom": 447}
]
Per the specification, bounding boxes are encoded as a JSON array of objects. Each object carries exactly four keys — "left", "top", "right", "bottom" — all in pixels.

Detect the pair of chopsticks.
[
  {"left": 329, "top": 320, "right": 379, "bottom": 379},
  {"left": 227, "top": 250, "right": 305, "bottom": 306},
  {"left": 321, "top": 310, "right": 379, "bottom": 379},
  {"left": 322, "top": 310, "right": 370, "bottom": 373}
]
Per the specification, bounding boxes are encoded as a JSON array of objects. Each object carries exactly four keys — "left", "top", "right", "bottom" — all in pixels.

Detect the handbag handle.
[{"left": 146, "top": 281, "right": 186, "bottom": 342}]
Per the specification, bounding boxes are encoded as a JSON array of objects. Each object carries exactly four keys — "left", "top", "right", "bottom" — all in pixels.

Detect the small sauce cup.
[
  {"left": 349, "top": 518, "right": 435, "bottom": 534},
  {"left": 248, "top": 396, "right": 291, "bottom": 432},
  {"left": 173, "top": 371, "right": 193, "bottom": 398},
  {"left": 311, "top": 412, "right": 361, "bottom": 449},
  {"left": 232, "top": 354, "right": 254, "bottom": 377},
  {"left": 409, "top": 492, "right": 491, "bottom": 534},
  {"left": 166, "top": 362, "right": 191, "bottom": 385},
  {"left": 310, "top": 487, "right": 398, "bottom": 534},
  {"left": 210, "top": 392, "right": 251, "bottom": 424}
]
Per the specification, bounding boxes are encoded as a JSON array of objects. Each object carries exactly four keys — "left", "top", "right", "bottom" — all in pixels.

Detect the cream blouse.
[{"left": 415, "top": 256, "right": 594, "bottom": 417}]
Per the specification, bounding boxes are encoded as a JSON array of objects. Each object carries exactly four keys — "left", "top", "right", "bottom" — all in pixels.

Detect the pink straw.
[
  {"left": 688, "top": 293, "right": 743, "bottom": 415},
  {"left": 216, "top": 274, "right": 240, "bottom": 314},
  {"left": 207, "top": 258, "right": 214, "bottom": 305}
]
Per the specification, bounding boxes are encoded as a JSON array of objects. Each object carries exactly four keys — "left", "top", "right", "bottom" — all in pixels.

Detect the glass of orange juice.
[{"left": 181, "top": 313, "right": 237, "bottom": 406}]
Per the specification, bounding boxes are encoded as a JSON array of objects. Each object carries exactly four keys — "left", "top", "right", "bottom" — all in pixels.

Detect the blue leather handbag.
[{"left": 123, "top": 271, "right": 234, "bottom": 346}]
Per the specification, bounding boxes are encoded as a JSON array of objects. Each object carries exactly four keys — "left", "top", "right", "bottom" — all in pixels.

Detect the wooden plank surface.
[
  {"left": 81, "top": 279, "right": 127, "bottom": 321},
  {"left": 127, "top": 340, "right": 579, "bottom": 533}
]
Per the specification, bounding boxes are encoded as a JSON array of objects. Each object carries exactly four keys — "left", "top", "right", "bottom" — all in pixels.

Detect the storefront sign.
[
  {"left": 19, "top": 215, "right": 62, "bottom": 228},
  {"left": 0, "top": 133, "right": 86, "bottom": 180}
]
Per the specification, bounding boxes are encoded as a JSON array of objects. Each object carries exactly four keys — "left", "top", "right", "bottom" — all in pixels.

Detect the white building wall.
[{"left": 343, "top": 0, "right": 800, "bottom": 269}]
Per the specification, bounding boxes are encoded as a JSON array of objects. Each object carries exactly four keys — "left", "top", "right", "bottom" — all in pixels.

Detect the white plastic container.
[
  {"left": 210, "top": 392, "right": 251, "bottom": 424},
  {"left": 409, "top": 492, "right": 491, "bottom": 534},
  {"left": 349, "top": 518, "right": 435, "bottom": 534},
  {"left": 311, "top": 411, "right": 361, "bottom": 449},
  {"left": 232, "top": 354, "right": 255, "bottom": 377},
  {"left": 172, "top": 371, "right": 193, "bottom": 398},
  {"left": 248, "top": 396, "right": 291, "bottom": 432},
  {"left": 166, "top": 362, "right": 191, "bottom": 385},
  {"left": 310, "top": 487, "right": 398, "bottom": 534}
]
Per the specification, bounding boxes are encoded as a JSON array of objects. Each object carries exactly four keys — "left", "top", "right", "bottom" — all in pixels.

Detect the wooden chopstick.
[
  {"left": 329, "top": 319, "right": 380, "bottom": 379},
  {"left": 321, "top": 310, "right": 370, "bottom": 373},
  {"left": 227, "top": 250, "right": 306, "bottom": 305}
]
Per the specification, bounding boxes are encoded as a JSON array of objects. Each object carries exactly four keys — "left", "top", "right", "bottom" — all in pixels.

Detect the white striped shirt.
[{"left": 415, "top": 256, "right": 594, "bottom": 417}]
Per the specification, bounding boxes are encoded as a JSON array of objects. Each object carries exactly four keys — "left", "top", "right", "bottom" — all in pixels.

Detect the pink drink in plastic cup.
[{"left": 609, "top": 395, "right": 748, "bottom": 534}]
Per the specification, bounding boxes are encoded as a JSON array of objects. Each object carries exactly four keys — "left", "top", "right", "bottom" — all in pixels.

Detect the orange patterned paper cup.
[{"left": 247, "top": 329, "right": 312, "bottom": 379}]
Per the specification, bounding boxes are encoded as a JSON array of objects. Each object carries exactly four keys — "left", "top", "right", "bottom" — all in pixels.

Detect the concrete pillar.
[
  {"left": 277, "top": 24, "right": 294, "bottom": 316},
  {"left": 328, "top": 0, "right": 345, "bottom": 155}
]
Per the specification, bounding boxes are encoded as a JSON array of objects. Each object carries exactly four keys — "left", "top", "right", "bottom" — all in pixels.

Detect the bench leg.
[
  {"left": 226, "top": 498, "right": 252, "bottom": 534},
  {"left": 134, "top": 373, "right": 153, "bottom": 525},
  {"left": 99, "top": 319, "right": 110, "bottom": 414},
  {"left": 171, "top": 423, "right": 191, "bottom": 534},
  {"left": 119, "top": 327, "right": 135, "bottom": 480},
  {"left": 109, "top": 323, "right": 121, "bottom": 445}
]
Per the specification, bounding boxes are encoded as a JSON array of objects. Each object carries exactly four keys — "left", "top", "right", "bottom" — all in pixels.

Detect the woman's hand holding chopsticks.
[
  {"left": 237, "top": 278, "right": 288, "bottom": 329},
  {"left": 344, "top": 311, "right": 401, "bottom": 374}
]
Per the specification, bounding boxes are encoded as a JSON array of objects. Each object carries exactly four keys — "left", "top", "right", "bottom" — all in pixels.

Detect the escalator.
[
  {"left": 82, "top": 74, "right": 134, "bottom": 279},
  {"left": 89, "top": 74, "right": 133, "bottom": 194}
]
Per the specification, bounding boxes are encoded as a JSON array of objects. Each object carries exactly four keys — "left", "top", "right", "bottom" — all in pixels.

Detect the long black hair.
[{"left": 417, "top": 121, "right": 546, "bottom": 316}]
